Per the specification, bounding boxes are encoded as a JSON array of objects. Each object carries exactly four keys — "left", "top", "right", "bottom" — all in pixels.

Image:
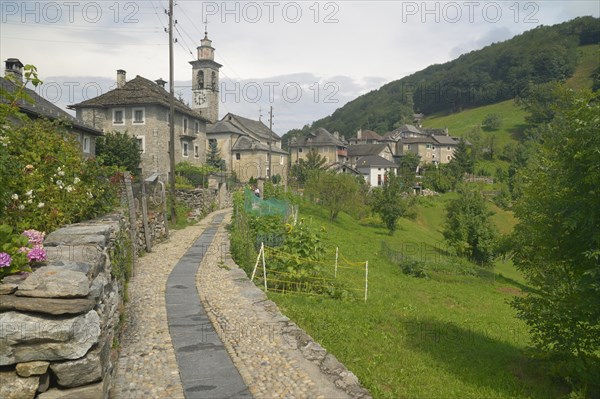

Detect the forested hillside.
[{"left": 286, "top": 16, "right": 598, "bottom": 140}]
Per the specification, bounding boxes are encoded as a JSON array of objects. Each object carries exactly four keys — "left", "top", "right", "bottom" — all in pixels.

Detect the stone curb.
[{"left": 206, "top": 213, "right": 372, "bottom": 399}]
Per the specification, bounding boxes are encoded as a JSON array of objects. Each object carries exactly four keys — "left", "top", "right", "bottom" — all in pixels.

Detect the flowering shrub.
[
  {"left": 0, "top": 225, "right": 47, "bottom": 281},
  {"left": 1, "top": 118, "right": 119, "bottom": 232}
]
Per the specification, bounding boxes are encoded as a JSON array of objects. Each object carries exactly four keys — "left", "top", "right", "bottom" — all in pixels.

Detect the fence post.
[
  {"left": 364, "top": 261, "right": 369, "bottom": 302},
  {"left": 251, "top": 242, "right": 263, "bottom": 281},
  {"left": 335, "top": 247, "right": 339, "bottom": 278},
  {"left": 123, "top": 172, "right": 137, "bottom": 277},
  {"left": 262, "top": 243, "right": 268, "bottom": 292},
  {"left": 159, "top": 181, "right": 169, "bottom": 238},
  {"left": 141, "top": 180, "right": 152, "bottom": 252}
]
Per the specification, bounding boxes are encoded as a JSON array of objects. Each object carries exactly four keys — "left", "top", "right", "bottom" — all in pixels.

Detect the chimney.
[
  {"left": 116, "top": 69, "right": 126, "bottom": 88},
  {"left": 155, "top": 78, "right": 167, "bottom": 89},
  {"left": 4, "top": 58, "right": 24, "bottom": 82},
  {"left": 357, "top": 129, "right": 362, "bottom": 139}
]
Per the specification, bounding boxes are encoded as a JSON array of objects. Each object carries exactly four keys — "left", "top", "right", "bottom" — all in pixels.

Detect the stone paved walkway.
[
  {"left": 111, "top": 209, "right": 369, "bottom": 399},
  {"left": 165, "top": 213, "right": 251, "bottom": 398}
]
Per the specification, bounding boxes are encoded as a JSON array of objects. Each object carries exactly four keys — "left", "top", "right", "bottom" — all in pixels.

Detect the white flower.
[
  {"left": 25, "top": 190, "right": 33, "bottom": 197},
  {"left": 18, "top": 204, "right": 25, "bottom": 210},
  {"left": 56, "top": 180, "right": 64, "bottom": 188},
  {"left": 11, "top": 194, "right": 18, "bottom": 200},
  {"left": 87, "top": 192, "right": 93, "bottom": 199},
  {"left": 66, "top": 186, "right": 73, "bottom": 193},
  {"left": 73, "top": 177, "right": 80, "bottom": 184},
  {"left": 26, "top": 199, "right": 33, "bottom": 204},
  {"left": 38, "top": 202, "right": 45, "bottom": 208},
  {"left": 57, "top": 170, "right": 65, "bottom": 177}
]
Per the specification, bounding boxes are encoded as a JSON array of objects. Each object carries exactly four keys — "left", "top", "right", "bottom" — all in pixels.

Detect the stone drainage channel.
[{"left": 165, "top": 213, "right": 251, "bottom": 398}]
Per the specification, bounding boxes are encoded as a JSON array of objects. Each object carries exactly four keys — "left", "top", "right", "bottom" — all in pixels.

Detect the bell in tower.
[{"left": 190, "top": 31, "right": 222, "bottom": 123}]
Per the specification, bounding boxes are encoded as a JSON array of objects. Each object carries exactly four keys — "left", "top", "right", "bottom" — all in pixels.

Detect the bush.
[
  {"left": 1, "top": 118, "right": 119, "bottom": 232},
  {"left": 175, "top": 161, "right": 216, "bottom": 188},
  {"left": 95, "top": 130, "right": 141, "bottom": 174},
  {"left": 400, "top": 259, "right": 429, "bottom": 278},
  {"left": 0, "top": 226, "right": 47, "bottom": 281}
]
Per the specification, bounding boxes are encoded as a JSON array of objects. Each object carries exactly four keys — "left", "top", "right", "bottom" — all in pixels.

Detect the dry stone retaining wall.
[{"left": 0, "top": 213, "right": 130, "bottom": 399}]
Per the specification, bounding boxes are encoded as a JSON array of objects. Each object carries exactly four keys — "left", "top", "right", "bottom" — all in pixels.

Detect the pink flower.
[
  {"left": 22, "top": 229, "right": 45, "bottom": 247},
  {"left": 0, "top": 252, "right": 12, "bottom": 268},
  {"left": 27, "top": 248, "right": 47, "bottom": 263}
]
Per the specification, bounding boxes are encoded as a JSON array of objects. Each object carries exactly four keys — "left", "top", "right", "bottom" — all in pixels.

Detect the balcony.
[{"left": 337, "top": 149, "right": 348, "bottom": 157}]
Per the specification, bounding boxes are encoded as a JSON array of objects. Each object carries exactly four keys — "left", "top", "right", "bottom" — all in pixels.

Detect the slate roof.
[
  {"left": 290, "top": 127, "right": 346, "bottom": 147},
  {"left": 1, "top": 77, "right": 103, "bottom": 136},
  {"left": 222, "top": 113, "right": 280, "bottom": 142},
  {"left": 231, "top": 135, "right": 288, "bottom": 155},
  {"left": 69, "top": 75, "right": 210, "bottom": 122},
  {"left": 207, "top": 119, "right": 246, "bottom": 136},
  {"left": 401, "top": 137, "right": 435, "bottom": 144},
  {"left": 358, "top": 130, "right": 383, "bottom": 140},
  {"left": 432, "top": 135, "right": 460, "bottom": 145},
  {"left": 327, "top": 162, "right": 360, "bottom": 175},
  {"left": 396, "top": 124, "right": 423, "bottom": 134},
  {"left": 355, "top": 155, "right": 398, "bottom": 168},
  {"left": 347, "top": 144, "right": 389, "bottom": 157}
]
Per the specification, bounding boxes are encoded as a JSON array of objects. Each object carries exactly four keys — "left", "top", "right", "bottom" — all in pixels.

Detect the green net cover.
[{"left": 244, "top": 189, "right": 289, "bottom": 217}]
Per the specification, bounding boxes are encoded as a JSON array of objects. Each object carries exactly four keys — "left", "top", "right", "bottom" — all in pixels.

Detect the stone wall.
[
  {"left": 175, "top": 188, "right": 219, "bottom": 222},
  {"left": 0, "top": 213, "right": 130, "bottom": 399}
]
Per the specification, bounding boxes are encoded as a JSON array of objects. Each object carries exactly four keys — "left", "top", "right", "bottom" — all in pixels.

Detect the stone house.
[
  {"left": 399, "top": 135, "right": 461, "bottom": 165},
  {"left": 347, "top": 143, "right": 395, "bottom": 168},
  {"left": 288, "top": 127, "right": 348, "bottom": 166},
  {"left": 69, "top": 71, "right": 209, "bottom": 179},
  {"left": 208, "top": 113, "right": 288, "bottom": 182},
  {"left": 348, "top": 129, "right": 384, "bottom": 145},
  {"left": 354, "top": 155, "right": 399, "bottom": 187},
  {"left": 2, "top": 58, "right": 103, "bottom": 156}
]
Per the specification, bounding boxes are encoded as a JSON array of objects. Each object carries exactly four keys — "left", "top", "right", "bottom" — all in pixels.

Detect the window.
[
  {"left": 236, "top": 153, "right": 241, "bottom": 160},
  {"left": 378, "top": 174, "right": 383, "bottom": 186},
  {"left": 182, "top": 141, "right": 189, "bottom": 157},
  {"left": 447, "top": 146, "right": 451, "bottom": 150},
  {"left": 166, "top": 112, "right": 171, "bottom": 124},
  {"left": 426, "top": 144, "right": 431, "bottom": 149},
  {"left": 133, "top": 108, "right": 145, "bottom": 124},
  {"left": 82, "top": 136, "right": 90, "bottom": 153},
  {"left": 183, "top": 118, "right": 188, "bottom": 134},
  {"left": 197, "top": 70, "right": 204, "bottom": 89},
  {"left": 298, "top": 148, "right": 303, "bottom": 153},
  {"left": 136, "top": 136, "right": 146, "bottom": 153},
  {"left": 407, "top": 144, "right": 411, "bottom": 150},
  {"left": 194, "top": 144, "right": 200, "bottom": 158},
  {"left": 280, "top": 155, "right": 284, "bottom": 165},
  {"left": 112, "top": 108, "right": 124, "bottom": 124},
  {"left": 195, "top": 121, "right": 200, "bottom": 134},
  {"left": 447, "top": 155, "right": 451, "bottom": 161}
]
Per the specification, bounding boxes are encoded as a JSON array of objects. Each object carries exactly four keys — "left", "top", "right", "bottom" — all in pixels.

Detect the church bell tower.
[{"left": 190, "top": 31, "right": 221, "bottom": 123}]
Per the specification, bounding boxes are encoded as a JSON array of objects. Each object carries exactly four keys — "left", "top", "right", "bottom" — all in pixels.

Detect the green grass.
[
  {"left": 421, "top": 100, "right": 527, "bottom": 148},
  {"left": 267, "top": 197, "right": 566, "bottom": 399},
  {"left": 566, "top": 44, "right": 599, "bottom": 90}
]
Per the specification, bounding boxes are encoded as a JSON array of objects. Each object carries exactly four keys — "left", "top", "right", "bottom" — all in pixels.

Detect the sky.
[{"left": 0, "top": 0, "right": 598, "bottom": 135}]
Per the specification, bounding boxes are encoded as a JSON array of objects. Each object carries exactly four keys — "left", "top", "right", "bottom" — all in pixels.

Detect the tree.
[
  {"left": 291, "top": 148, "right": 327, "bottom": 185},
  {"left": 482, "top": 113, "right": 502, "bottom": 131},
  {"left": 370, "top": 171, "right": 415, "bottom": 234},
  {"left": 443, "top": 187, "right": 498, "bottom": 265},
  {"left": 95, "top": 131, "right": 141, "bottom": 174},
  {"left": 450, "top": 137, "right": 473, "bottom": 175},
  {"left": 511, "top": 88, "right": 600, "bottom": 391},
  {"left": 206, "top": 139, "right": 224, "bottom": 169},
  {"left": 305, "top": 171, "right": 363, "bottom": 221}
]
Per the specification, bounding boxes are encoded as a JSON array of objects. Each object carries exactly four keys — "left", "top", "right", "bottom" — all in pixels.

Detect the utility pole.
[
  {"left": 167, "top": 0, "right": 176, "bottom": 223},
  {"left": 268, "top": 106, "right": 273, "bottom": 181}
]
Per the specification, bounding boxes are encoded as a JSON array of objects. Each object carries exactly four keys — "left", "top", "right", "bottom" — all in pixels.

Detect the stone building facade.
[{"left": 70, "top": 72, "right": 208, "bottom": 179}]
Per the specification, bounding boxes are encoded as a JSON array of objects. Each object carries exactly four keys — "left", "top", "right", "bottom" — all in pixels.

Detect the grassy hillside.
[
  {"left": 268, "top": 197, "right": 566, "bottom": 399},
  {"left": 566, "top": 44, "right": 600, "bottom": 89},
  {"left": 421, "top": 99, "right": 527, "bottom": 147},
  {"left": 292, "top": 17, "right": 599, "bottom": 137}
]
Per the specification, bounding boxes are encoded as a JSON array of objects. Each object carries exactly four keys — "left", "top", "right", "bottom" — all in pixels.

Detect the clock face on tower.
[{"left": 193, "top": 90, "right": 208, "bottom": 108}]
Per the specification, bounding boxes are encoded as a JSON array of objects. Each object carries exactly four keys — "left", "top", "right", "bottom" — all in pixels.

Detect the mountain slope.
[{"left": 293, "top": 16, "right": 599, "bottom": 139}]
